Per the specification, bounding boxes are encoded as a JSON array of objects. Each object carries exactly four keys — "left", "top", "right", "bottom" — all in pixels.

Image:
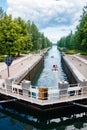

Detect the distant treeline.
[
  {"left": 0, "top": 7, "right": 52, "bottom": 56},
  {"left": 57, "top": 6, "right": 87, "bottom": 54}
]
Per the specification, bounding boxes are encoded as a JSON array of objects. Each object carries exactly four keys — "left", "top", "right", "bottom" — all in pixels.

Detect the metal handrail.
[{"left": 0, "top": 84, "right": 87, "bottom": 102}]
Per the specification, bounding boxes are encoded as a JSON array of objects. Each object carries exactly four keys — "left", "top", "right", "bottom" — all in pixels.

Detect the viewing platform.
[{"left": 0, "top": 78, "right": 87, "bottom": 106}]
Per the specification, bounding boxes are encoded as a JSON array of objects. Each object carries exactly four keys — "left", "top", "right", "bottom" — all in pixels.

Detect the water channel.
[
  {"left": 0, "top": 45, "right": 87, "bottom": 130},
  {"left": 32, "top": 45, "right": 68, "bottom": 87}
]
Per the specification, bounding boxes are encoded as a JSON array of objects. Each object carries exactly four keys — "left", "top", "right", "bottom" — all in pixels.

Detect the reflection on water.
[
  {"left": 0, "top": 45, "right": 87, "bottom": 130},
  {"left": 0, "top": 105, "right": 87, "bottom": 130}
]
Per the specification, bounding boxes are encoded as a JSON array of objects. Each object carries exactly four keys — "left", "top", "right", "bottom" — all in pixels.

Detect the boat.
[
  {"left": 51, "top": 56, "right": 54, "bottom": 58},
  {"left": 52, "top": 65, "right": 58, "bottom": 71}
]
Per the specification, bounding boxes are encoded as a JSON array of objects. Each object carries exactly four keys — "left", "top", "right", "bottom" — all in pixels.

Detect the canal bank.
[
  {"left": 14, "top": 54, "right": 44, "bottom": 84},
  {"left": 0, "top": 50, "right": 48, "bottom": 84},
  {"left": 61, "top": 53, "right": 87, "bottom": 85}
]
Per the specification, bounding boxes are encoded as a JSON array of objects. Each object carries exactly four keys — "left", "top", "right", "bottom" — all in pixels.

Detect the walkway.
[
  {"left": 0, "top": 54, "right": 42, "bottom": 79},
  {"left": 63, "top": 54, "right": 87, "bottom": 81}
]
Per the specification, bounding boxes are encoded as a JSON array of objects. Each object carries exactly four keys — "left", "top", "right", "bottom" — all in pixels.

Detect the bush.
[
  {"left": 80, "top": 52, "right": 87, "bottom": 55},
  {"left": 65, "top": 49, "right": 78, "bottom": 54},
  {"left": 0, "top": 55, "right": 4, "bottom": 62}
]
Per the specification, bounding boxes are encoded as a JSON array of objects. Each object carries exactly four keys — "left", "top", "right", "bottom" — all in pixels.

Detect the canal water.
[
  {"left": 32, "top": 45, "right": 68, "bottom": 87},
  {"left": 0, "top": 45, "right": 87, "bottom": 130}
]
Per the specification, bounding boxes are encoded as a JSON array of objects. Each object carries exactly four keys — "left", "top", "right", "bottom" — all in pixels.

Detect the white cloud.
[
  {"left": 41, "top": 25, "right": 72, "bottom": 43},
  {"left": 7, "top": 0, "right": 87, "bottom": 43}
]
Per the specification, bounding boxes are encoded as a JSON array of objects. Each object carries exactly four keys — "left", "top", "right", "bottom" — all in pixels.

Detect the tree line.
[
  {"left": 0, "top": 7, "right": 52, "bottom": 57},
  {"left": 57, "top": 6, "right": 87, "bottom": 54}
]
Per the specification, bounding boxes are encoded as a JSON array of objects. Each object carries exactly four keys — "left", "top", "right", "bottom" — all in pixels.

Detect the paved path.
[
  {"left": 64, "top": 54, "right": 87, "bottom": 80},
  {"left": 0, "top": 54, "right": 41, "bottom": 79}
]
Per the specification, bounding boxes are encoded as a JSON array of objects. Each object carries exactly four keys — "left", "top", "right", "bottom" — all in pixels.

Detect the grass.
[
  {"left": 80, "top": 51, "right": 87, "bottom": 55},
  {"left": 65, "top": 49, "right": 79, "bottom": 54},
  {"left": 0, "top": 55, "right": 4, "bottom": 62},
  {"left": 58, "top": 47, "right": 79, "bottom": 54},
  {"left": 58, "top": 47, "right": 87, "bottom": 55}
]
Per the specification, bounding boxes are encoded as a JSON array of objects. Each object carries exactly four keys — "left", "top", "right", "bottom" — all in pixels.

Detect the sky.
[{"left": 0, "top": 0, "right": 87, "bottom": 43}]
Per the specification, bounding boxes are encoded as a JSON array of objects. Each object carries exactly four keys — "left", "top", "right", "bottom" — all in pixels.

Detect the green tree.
[
  {"left": 31, "top": 22, "right": 39, "bottom": 51},
  {"left": 14, "top": 17, "right": 33, "bottom": 54},
  {"left": 0, "top": 7, "right": 5, "bottom": 18},
  {"left": 0, "top": 15, "right": 33, "bottom": 56},
  {"left": 57, "top": 5, "right": 87, "bottom": 53},
  {"left": 0, "top": 14, "right": 13, "bottom": 55},
  {"left": 0, "top": 12, "right": 51, "bottom": 56},
  {"left": 75, "top": 6, "right": 87, "bottom": 51}
]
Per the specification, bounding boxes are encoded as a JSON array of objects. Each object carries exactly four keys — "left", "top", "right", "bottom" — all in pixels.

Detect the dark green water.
[{"left": 0, "top": 45, "right": 87, "bottom": 130}]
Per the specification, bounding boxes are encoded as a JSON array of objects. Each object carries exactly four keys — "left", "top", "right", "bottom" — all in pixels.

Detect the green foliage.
[
  {"left": 57, "top": 5, "right": 87, "bottom": 54},
  {"left": 30, "top": 22, "right": 52, "bottom": 51},
  {"left": 65, "top": 50, "right": 78, "bottom": 54},
  {"left": 80, "top": 51, "right": 87, "bottom": 55},
  {"left": 0, "top": 8, "right": 52, "bottom": 59},
  {"left": 0, "top": 7, "right": 5, "bottom": 18},
  {"left": 0, "top": 55, "right": 4, "bottom": 62}
]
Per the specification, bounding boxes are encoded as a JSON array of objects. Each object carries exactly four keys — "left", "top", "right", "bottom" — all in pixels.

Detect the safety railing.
[{"left": 0, "top": 83, "right": 87, "bottom": 104}]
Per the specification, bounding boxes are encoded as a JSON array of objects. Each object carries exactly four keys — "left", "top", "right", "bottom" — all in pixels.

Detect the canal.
[
  {"left": 32, "top": 45, "right": 68, "bottom": 87},
  {"left": 0, "top": 45, "right": 87, "bottom": 130}
]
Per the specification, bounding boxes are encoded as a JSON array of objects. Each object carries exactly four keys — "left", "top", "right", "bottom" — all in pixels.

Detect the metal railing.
[{"left": 0, "top": 83, "right": 87, "bottom": 105}]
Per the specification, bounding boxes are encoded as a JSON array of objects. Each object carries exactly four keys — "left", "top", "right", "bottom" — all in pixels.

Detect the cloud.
[
  {"left": 41, "top": 25, "right": 73, "bottom": 43},
  {"left": 7, "top": 0, "right": 87, "bottom": 43}
]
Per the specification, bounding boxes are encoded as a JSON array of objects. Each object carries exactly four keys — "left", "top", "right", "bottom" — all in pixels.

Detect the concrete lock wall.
[
  {"left": 22, "top": 56, "right": 44, "bottom": 82},
  {"left": 61, "top": 55, "right": 77, "bottom": 84}
]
